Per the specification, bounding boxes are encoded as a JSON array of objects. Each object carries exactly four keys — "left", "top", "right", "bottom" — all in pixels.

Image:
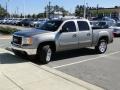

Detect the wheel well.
[
  {"left": 37, "top": 41, "right": 56, "bottom": 53},
  {"left": 99, "top": 36, "right": 109, "bottom": 43}
]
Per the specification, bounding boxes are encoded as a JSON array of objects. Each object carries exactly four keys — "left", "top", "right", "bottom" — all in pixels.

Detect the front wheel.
[
  {"left": 95, "top": 39, "right": 107, "bottom": 54},
  {"left": 37, "top": 45, "right": 52, "bottom": 64}
]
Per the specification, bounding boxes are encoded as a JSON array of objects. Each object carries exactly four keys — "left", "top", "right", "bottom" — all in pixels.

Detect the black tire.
[
  {"left": 37, "top": 45, "right": 52, "bottom": 64},
  {"left": 95, "top": 39, "right": 107, "bottom": 54}
]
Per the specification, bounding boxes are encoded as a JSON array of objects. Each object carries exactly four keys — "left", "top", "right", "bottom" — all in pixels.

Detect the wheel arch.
[
  {"left": 37, "top": 41, "right": 56, "bottom": 53},
  {"left": 98, "top": 36, "right": 109, "bottom": 44}
]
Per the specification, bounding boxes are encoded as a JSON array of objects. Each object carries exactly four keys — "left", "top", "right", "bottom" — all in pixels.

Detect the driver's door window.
[{"left": 62, "top": 21, "right": 76, "bottom": 32}]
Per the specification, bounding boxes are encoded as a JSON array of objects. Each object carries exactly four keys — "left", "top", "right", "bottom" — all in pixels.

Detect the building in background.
[
  {"left": 50, "top": 11, "right": 63, "bottom": 19},
  {"left": 90, "top": 7, "right": 120, "bottom": 21}
]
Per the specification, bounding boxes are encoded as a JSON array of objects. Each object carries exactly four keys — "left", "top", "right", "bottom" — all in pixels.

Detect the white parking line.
[{"left": 53, "top": 51, "right": 120, "bottom": 69}]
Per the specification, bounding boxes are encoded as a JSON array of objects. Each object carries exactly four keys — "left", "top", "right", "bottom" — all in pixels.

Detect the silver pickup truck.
[{"left": 11, "top": 19, "right": 113, "bottom": 64}]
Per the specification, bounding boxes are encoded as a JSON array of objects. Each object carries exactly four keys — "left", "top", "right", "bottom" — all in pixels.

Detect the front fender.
[{"left": 32, "top": 32, "right": 57, "bottom": 49}]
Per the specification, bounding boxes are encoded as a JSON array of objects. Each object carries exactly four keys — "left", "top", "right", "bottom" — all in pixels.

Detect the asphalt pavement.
[
  {"left": 46, "top": 38, "right": 120, "bottom": 90},
  {"left": 0, "top": 34, "right": 120, "bottom": 90}
]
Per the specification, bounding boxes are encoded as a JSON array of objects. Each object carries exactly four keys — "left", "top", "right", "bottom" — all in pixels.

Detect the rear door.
[
  {"left": 77, "top": 21, "right": 92, "bottom": 48},
  {"left": 58, "top": 21, "right": 79, "bottom": 51}
]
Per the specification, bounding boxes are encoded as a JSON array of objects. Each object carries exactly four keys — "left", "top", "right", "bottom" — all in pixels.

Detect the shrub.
[{"left": 0, "top": 26, "right": 19, "bottom": 34}]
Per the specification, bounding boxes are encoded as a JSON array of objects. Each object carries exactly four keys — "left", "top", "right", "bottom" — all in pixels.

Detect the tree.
[
  {"left": 20, "top": 13, "right": 23, "bottom": 18},
  {"left": 37, "top": 13, "right": 45, "bottom": 18},
  {"left": 75, "top": 5, "right": 84, "bottom": 17},
  {"left": 114, "top": 6, "right": 119, "bottom": 8},
  {"left": 45, "top": 4, "right": 68, "bottom": 18},
  {"left": 60, "top": 7, "right": 68, "bottom": 16},
  {"left": 27, "top": 14, "right": 31, "bottom": 18},
  {"left": 32, "top": 14, "right": 36, "bottom": 18},
  {"left": 0, "top": 4, "right": 8, "bottom": 18},
  {"left": 75, "top": 5, "right": 80, "bottom": 16},
  {"left": 54, "top": 5, "right": 60, "bottom": 12}
]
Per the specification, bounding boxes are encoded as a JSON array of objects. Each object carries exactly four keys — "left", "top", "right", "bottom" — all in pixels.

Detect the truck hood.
[{"left": 14, "top": 28, "right": 51, "bottom": 37}]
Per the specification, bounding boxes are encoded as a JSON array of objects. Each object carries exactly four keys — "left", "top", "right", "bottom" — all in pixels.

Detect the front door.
[{"left": 58, "top": 21, "right": 79, "bottom": 51}]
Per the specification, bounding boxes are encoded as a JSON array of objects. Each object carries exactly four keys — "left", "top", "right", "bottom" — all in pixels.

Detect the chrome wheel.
[
  {"left": 99, "top": 41, "right": 107, "bottom": 53},
  {"left": 95, "top": 39, "right": 107, "bottom": 54},
  {"left": 46, "top": 48, "right": 52, "bottom": 62}
]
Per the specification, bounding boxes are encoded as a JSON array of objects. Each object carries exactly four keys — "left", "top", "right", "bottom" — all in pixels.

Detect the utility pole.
[
  {"left": 86, "top": 3, "right": 88, "bottom": 18},
  {"left": 6, "top": 0, "right": 11, "bottom": 18},
  {"left": 97, "top": 4, "right": 99, "bottom": 17},
  {"left": 17, "top": 7, "right": 19, "bottom": 18},
  {"left": 44, "top": 7, "right": 46, "bottom": 18},
  {"left": 6, "top": 2, "right": 8, "bottom": 18},
  {"left": 23, "top": 0, "right": 25, "bottom": 18},
  {"left": 14, "top": 9, "right": 16, "bottom": 18},
  {"left": 83, "top": 0, "right": 86, "bottom": 18},
  {"left": 15, "top": 7, "right": 19, "bottom": 18},
  {"left": 48, "top": 1, "right": 51, "bottom": 19},
  {"left": 16, "top": 7, "right": 19, "bottom": 15}
]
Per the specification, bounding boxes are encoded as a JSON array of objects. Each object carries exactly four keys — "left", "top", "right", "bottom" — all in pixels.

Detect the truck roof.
[{"left": 51, "top": 18, "right": 89, "bottom": 22}]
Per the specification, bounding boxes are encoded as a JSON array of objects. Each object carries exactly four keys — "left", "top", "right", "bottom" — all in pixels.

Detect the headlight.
[{"left": 22, "top": 37, "right": 33, "bottom": 45}]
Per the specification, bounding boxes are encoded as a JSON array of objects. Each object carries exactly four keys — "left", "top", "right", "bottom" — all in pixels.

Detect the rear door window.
[{"left": 77, "top": 21, "right": 90, "bottom": 31}]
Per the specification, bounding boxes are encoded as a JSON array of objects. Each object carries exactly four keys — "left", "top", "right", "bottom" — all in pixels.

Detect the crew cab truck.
[{"left": 11, "top": 19, "right": 113, "bottom": 64}]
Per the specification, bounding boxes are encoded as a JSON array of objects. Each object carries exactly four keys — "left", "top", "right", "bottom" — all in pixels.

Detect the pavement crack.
[{"left": 2, "top": 72, "right": 24, "bottom": 90}]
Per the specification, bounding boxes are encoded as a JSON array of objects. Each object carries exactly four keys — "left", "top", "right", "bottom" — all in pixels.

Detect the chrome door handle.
[
  {"left": 72, "top": 34, "right": 77, "bottom": 38},
  {"left": 87, "top": 33, "right": 91, "bottom": 36}
]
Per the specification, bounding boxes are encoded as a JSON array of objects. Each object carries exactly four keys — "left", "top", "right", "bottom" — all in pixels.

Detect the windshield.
[{"left": 38, "top": 20, "right": 63, "bottom": 31}]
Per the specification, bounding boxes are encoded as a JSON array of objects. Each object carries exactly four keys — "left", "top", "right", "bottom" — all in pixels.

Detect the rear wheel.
[
  {"left": 37, "top": 45, "right": 52, "bottom": 64},
  {"left": 95, "top": 39, "right": 107, "bottom": 54}
]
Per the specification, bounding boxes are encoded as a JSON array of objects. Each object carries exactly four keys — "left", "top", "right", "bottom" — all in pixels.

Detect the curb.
[{"left": 31, "top": 64, "right": 104, "bottom": 90}]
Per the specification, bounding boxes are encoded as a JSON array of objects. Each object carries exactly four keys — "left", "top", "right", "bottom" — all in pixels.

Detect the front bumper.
[{"left": 11, "top": 44, "right": 37, "bottom": 55}]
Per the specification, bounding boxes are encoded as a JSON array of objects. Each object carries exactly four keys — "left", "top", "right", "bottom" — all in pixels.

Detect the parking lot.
[
  {"left": 0, "top": 32, "right": 120, "bottom": 90},
  {"left": 45, "top": 38, "right": 120, "bottom": 90},
  {"left": 47, "top": 38, "right": 120, "bottom": 90},
  {"left": 1, "top": 0, "right": 120, "bottom": 89}
]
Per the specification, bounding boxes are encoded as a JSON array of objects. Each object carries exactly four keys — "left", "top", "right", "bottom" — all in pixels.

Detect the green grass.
[{"left": 0, "top": 26, "right": 19, "bottom": 34}]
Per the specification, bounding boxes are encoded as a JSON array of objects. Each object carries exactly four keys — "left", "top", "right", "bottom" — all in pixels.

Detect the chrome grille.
[{"left": 13, "top": 35, "right": 22, "bottom": 45}]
